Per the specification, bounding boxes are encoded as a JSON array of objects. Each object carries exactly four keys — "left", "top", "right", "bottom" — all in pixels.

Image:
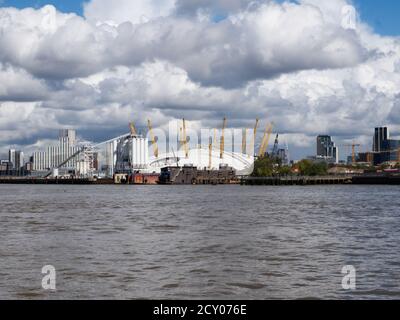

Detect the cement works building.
[{"left": 32, "top": 129, "right": 79, "bottom": 171}]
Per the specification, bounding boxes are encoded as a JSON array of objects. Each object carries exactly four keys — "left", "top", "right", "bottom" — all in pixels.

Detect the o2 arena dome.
[{"left": 148, "top": 147, "right": 254, "bottom": 176}]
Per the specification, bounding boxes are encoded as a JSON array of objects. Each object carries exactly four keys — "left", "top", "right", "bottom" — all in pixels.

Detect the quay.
[
  {"left": 241, "top": 176, "right": 353, "bottom": 186},
  {"left": 242, "top": 173, "right": 400, "bottom": 185},
  {"left": 2, "top": 174, "right": 400, "bottom": 186},
  {"left": 352, "top": 173, "right": 400, "bottom": 185},
  {"left": 0, "top": 177, "right": 114, "bottom": 185}
]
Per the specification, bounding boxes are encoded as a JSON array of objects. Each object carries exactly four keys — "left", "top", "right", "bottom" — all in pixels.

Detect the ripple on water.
[
  {"left": 226, "top": 283, "right": 266, "bottom": 290},
  {"left": 1, "top": 185, "right": 400, "bottom": 299}
]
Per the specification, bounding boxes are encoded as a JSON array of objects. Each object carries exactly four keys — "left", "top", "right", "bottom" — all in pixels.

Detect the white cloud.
[
  {"left": 0, "top": 0, "right": 399, "bottom": 160},
  {"left": 0, "top": 2, "right": 366, "bottom": 86},
  {"left": 84, "top": 0, "right": 176, "bottom": 25},
  {"left": 0, "top": 63, "right": 48, "bottom": 101}
]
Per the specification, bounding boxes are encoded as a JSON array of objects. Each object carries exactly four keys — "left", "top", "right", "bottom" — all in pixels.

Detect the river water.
[{"left": 0, "top": 184, "right": 400, "bottom": 300}]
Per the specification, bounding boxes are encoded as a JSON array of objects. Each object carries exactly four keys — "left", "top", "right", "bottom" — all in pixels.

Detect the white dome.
[{"left": 147, "top": 147, "right": 254, "bottom": 175}]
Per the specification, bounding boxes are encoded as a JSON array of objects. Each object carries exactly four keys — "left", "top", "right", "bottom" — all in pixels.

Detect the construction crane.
[
  {"left": 258, "top": 122, "right": 274, "bottom": 158},
  {"left": 343, "top": 142, "right": 361, "bottom": 164},
  {"left": 182, "top": 118, "right": 189, "bottom": 159},
  {"left": 272, "top": 134, "right": 279, "bottom": 157},
  {"left": 129, "top": 122, "right": 137, "bottom": 136},
  {"left": 382, "top": 147, "right": 400, "bottom": 164},
  {"left": 220, "top": 117, "right": 227, "bottom": 159},
  {"left": 147, "top": 119, "right": 159, "bottom": 158}
]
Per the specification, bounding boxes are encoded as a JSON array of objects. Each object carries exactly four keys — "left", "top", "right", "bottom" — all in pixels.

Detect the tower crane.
[
  {"left": 380, "top": 147, "right": 400, "bottom": 164},
  {"left": 147, "top": 119, "right": 159, "bottom": 158},
  {"left": 342, "top": 142, "right": 361, "bottom": 164},
  {"left": 272, "top": 134, "right": 279, "bottom": 157}
]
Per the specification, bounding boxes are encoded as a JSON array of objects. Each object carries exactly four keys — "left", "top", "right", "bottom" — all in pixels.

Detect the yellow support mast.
[
  {"left": 249, "top": 119, "right": 259, "bottom": 157},
  {"left": 242, "top": 128, "right": 247, "bottom": 155},
  {"left": 147, "top": 119, "right": 159, "bottom": 158},
  {"left": 209, "top": 137, "right": 213, "bottom": 169},
  {"left": 129, "top": 122, "right": 137, "bottom": 135},
  {"left": 220, "top": 117, "right": 227, "bottom": 159},
  {"left": 182, "top": 118, "right": 189, "bottom": 159},
  {"left": 258, "top": 122, "right": 274, "bottom": 158}
]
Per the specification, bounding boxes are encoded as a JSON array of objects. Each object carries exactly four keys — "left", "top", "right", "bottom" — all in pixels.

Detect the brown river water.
[{"left": 0, "top": 184, "right": 400, "bottom": 299}]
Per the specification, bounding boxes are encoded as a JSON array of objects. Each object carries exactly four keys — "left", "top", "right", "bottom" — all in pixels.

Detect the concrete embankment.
[
  {"left": 352, "top": 174, "right": 400, "bottom": 185},
  {"left": 2, "top": 174, "right": 400, "bottom": 185},
  {"left": 242, "top": 174, "right": 400, "bottom": 185},
  {"left": 241, "top": 176, "right": 353, "bottom": 186},
  {"left": 0, "top": 178, "right": 114, "bottom": 185}
]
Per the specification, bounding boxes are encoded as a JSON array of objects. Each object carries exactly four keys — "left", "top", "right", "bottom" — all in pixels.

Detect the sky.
[
  {"left": 0, "top": 0, "right": 400, "bottom": 160},
  {"left": 2, "top": 0, "right": 399, "bottom": 36},
  {"left": 353, "top": 0, "right": 400, "bottom": 36}
]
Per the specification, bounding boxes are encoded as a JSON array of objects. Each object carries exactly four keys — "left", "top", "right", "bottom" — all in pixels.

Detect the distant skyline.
[{"left": 0, "top": 0, "right": 400, "bottom": 161}]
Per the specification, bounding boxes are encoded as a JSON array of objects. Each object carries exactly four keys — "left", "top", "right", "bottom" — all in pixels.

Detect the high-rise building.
[
  {"left": 8, "top": 149, "right": 16, "bottom": 169},
  {"left": 105, "top": 140, "right": 118, "bottom": 177},
  {"left": 370, "top": 126, "right": 400, "bottom": 165},
  {"left": 15, "top": 151, "right": 24, "bottom": 170},
  {"left": 373, "top": 127, "right": 389, "bottom": 152},
  {"left": 276, "top": 148, "right": 289, "bottom": 165},
  {"left": 59, "top": 129, "right": 76, "bottom": 145},
  {"left": 317, "top": 136, "right": 329, "bottom": 157},
  {"left": 316, "top": 135, "right": 339, "bottom": 164}
]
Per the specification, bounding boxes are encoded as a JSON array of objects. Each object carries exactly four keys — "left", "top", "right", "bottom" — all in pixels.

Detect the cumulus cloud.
[
  {"left": 0, "top": 2, "right": 366, "bottom": 86},
  {"left": 175, "top": 0, "right": 261, "bottom": 17},
  {"left": 0, "top": 0, "right": 399, "bottom": 159},
  {"left": 0, "top": 63, "right": 48, "bottom": 101},
  {"left": 84, "top": 0, "right": 176, "bottom": 25}
]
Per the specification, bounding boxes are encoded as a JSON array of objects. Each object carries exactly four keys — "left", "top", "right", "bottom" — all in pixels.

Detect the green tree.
[
  {"left": 297, "top": 159, "right": 328, "bottom": 176},
  {"left": 252, "top": 156, "right": 293, "bottom": 177},
  {"left": 252, "top": 156, "right": 275, "bottom": 177},
  {"left": 278, "top": 165, "right": 292, "bottom": 176}
]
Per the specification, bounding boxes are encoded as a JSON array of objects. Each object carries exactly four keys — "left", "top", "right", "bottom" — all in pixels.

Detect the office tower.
[
  {"left": 317, "top": 136, "right": 330, "bottom": 157},
  {"left": 316, "top": 135, "right": 339, "bottom": 164},
  {"left": 373, "top": 127, "right": 389, "bottom": 152},
  {"left": 8, "top": 149, "right": 16, "bottom": 169},
  {"left": 14, "top": 151, "right": 24, "bottom": 170}
]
